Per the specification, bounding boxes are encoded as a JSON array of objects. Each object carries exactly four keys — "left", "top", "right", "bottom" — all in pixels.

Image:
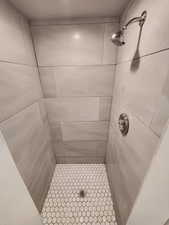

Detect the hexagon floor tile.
[{"left": 41, "top": 164, "right": 117, "bottom": 225}]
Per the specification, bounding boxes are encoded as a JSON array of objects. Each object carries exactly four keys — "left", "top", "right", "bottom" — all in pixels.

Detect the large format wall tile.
[
  {"left": 118, "top": 0, "right": 169, "bottom": 63},
  {"left": 0, "top": 62, "right": 42, "bottom": 122},
  {"left": 45, "top": 97, "right": 111, "bottom": 122},
  {"left": 49, "top": 121, "right": 109, "bottom": 141},
  {"left": 32, "top": 23, "right": 117, "bottom": 66},
  {"left": 0, "top": 102, "right": 55, "bottom": 211},
  {"left": 107, "top": 163, "right": 132, "bottom": 225},
  {"left": 56, "top": 156, "right": 104, "bottom": 164},
  {"left": 40, "top": 65, "right": 114, "bottom": 97},
  {"left": 61, "top": 121, "right": 109, "bottom": 141},
  {"left": 106, "top": 50, "right": 164, "bottom": 221},
  {"left": 45, "top": 98, "right": 99, "bottom": 122},
  {"left": 29, "top": 144, "right": 55, "bottom": 210},
  {"left": 99, "top": 97, "right": 112, "bottom": 120},
  {"left": 150, "top": 72, "right": 169, "bottom": 136},
  {"left": 49, "top": 120, "right": 108, "bottom": 162},
  {"left": 113, "top": 51, "right": 169, "bottom": 128},
  {"left": 32, "top": 24, "right": 104, "bottom": 66},
  {"left": 107, "top": 112, "right": 159, "bottom": 224},
  {"left": 32, "top": 19, "right": 117, "bottom": 163},
  {"left": 106, "top": 1, "right": 169, "bottom": 224},
  {"left": 103, "top": 23, "right": 118, "bottom": 64},
  {"left": 0, "top": 0, "right": 36, "bottom": 65},
  {"left": 54, "top": 141, "right": 107, "bottom": 158},
  {"left": 115, "top": 118, "right": 158, "bottom": 201},
  {"left": 106, "top": 129, "right": 132, "bottom": 225},
  {"left": 0, "top": 0, "right": 55, "bottom": 213},
  {"left": 115, "top": 137, "right": 141, "bottom": 207},
  {"left": 150, "top": 95, "right": 169, "bottom": 136}
]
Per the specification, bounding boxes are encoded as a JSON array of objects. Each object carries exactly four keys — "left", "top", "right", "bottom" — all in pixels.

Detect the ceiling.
[{"left": 10, "top": 0, "right": 130, "bottom": 20}]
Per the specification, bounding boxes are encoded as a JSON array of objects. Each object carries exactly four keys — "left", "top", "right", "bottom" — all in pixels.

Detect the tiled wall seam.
[
  {"left": 31, "top": 17, "right": 119, "bottom": 26},
  {"left": 39, "top": 64, "right": 116, "bottom": 67},
  {"left": 116, "top": 47, "right": 169, "bottom": 65},
  {"left": 0, "top": 0, "right": 55, "bottom": 212},
  {"left": 0, "top": 98, "right": 42, "bottom": 124},
  {"left": 31, "top": 20, "right": 118, "bottom": 162},
  {"left": 0, "top": 60, "right": 38, "bottom": 67},
  {"left": 29, "top": 21, "right": 56, "bottom": 155},
  {"left": 29, "top": 22, "right": 45, "bottom": 98}
]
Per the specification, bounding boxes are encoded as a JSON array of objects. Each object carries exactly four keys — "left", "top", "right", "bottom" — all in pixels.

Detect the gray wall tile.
[
  {"left": 150, "top": 95, "right": 169, "bottom": 136},
  {"left": 32, "top": 22, "right": 117, "bottom": 66},
  {"left": 40, "top": 65, "right": 114, "bottom": 97},
  {"left": 106, "top": 130, "right": 132, "bottom": 225},
  {"left": 113, "top": 51, "right": 169, "bottom": 128},
  {"left": 45, "top": 97, "right": 111, "bottom": 122},
  {"left": 61, "top": 121, "right": 109, "bottom": 141},
  {"left": 32, "top": 24, "right": 105, "bottom": 66},
  {"left": 118, "top": 0, "right": 169, "bottom": 63},
  {"left": 32, "top": 20, "right": 117, "bottom": 163},
  {"left": 0, "top": 62, "right": 42, "bottom": 122},
  {"left": 54, "top": 141, "right": 107, "bottom": 157},
  {"left": 106, "top": 0, "right": 169, "bottom": 223},
  {"left": 0, "top": 102, "right": 55, "bottom": 211},
  {"left": 0, "top": 1, "right": 55, "bottom": 212},
  {"left": 150, "top": 76, "right": 169, "bottom": 136},
  {"left": 56, "top": 156, "right": 104, "bottom": 164},
  {"left": 99, "top": 97, "right": 112, "bottom": 120},
  {"left": 103, "top": 23, "right": 118, "bottom": 64},
  {"left": 0, "top": 0, "right": 36, "bottom": 65}
]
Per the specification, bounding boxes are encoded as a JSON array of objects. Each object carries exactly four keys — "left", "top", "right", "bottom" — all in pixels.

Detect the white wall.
[{"left": 0, "top": 131, "right": 42, "bottom": 225}]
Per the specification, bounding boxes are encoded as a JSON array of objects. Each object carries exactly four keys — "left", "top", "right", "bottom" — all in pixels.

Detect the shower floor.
[{"left": 41, "top": 164, "right": 117, "bottom": 225}]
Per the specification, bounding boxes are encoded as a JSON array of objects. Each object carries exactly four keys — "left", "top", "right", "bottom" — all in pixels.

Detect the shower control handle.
[{"left": 118, "top": 113, "right": 129, "bottom": 136}]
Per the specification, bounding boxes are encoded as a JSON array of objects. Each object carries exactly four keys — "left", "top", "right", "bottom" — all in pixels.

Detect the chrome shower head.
[
  {"left": 111, "top": 10, "right": 147, "bottom": 47},
  {"left": 111, "top": 29, "right": 125, "bottom": 46}
]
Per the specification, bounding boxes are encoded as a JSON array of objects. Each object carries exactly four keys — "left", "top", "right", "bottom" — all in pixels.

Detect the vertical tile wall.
[
  {"left": 106, "top": 0, "right": 169, "bottom": 224},
  {"left": 0, "top": 0, "right": 55, "bottom": 211},
  {"left": 31, "top": 18, "right": 118, "bottom": 163}
]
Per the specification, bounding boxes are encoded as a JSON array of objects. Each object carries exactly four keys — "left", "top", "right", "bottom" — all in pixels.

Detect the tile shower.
[
  {"left": 41, "top": 164, "right": 117, "bottom": 225},
  {"left": 31, "top": 19, "right": 118, "bottom": 164},
  {"left": 1, "top": 0, "right": 169, "bottom": 225}
]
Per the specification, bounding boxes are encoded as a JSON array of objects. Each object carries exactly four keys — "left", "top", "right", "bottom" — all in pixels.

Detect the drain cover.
[{"left": 79, "top": 190, "right": 85, "bottom": 198}]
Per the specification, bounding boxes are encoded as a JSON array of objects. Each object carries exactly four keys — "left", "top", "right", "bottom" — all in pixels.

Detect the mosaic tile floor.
[{"left": 41, "top": 164, "right": 117, "bottom": 225}]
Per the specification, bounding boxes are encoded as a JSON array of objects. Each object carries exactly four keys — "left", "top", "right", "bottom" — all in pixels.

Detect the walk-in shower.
[
  {"left": 2, "top": 0, "right": 169, "bottom": 225},
  {"left": 111, "top": 10, "right": 147, "bottom": 46}
]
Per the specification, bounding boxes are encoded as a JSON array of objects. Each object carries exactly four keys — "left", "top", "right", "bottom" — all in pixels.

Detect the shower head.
[
  {"left": 111, "top": 29, "right": 125, "bottom": 46},
  {"left": 111, "top": 10, "right": 147, "bottom": 46}
]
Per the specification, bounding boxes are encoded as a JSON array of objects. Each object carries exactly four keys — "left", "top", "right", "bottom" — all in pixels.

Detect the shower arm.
[{"left": 121, "top": 11, "right": 147, "bottom": 31}]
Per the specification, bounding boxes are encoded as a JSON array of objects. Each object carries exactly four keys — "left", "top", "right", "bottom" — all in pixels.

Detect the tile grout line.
[
  {"left": 38, "top": 64, "right": 116, "bottom": 68},
  {"left": 41, "top": 164, "right": 117, "bottom": 225},
  {"left": 0, "top": 59, "right": 37, "bottom": 67},
  {"left": 0, "top": 98, "right": 42, "bottom": 125},
  {"left": 116, "top": 47, "right": 169, "bottom": 65}
]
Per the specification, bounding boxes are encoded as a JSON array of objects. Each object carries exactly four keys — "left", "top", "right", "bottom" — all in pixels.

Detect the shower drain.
[{"left": 79, "top": 190, "right": 86, "bottom": 198}]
